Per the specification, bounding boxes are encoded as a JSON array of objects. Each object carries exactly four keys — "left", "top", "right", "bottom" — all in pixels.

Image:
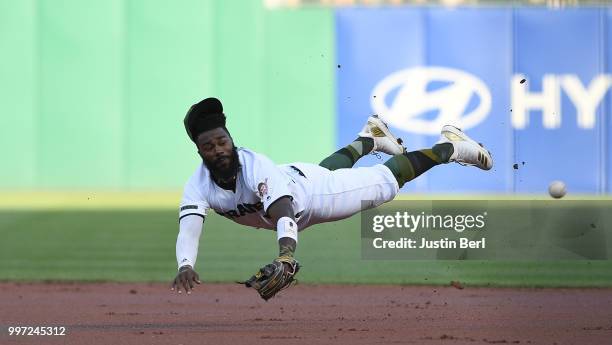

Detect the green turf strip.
[{"left": 1, "top": 210, "right": 611, "bottom": 287}]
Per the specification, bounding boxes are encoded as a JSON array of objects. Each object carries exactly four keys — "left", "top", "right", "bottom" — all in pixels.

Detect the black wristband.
[{"left": 179, "top": 265, "right": 192, "bottom": 272}]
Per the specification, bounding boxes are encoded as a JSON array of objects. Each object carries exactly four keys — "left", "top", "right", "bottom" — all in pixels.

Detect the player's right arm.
[
  {"left": 172, "top": 213, "right": 204, "bottom": 294},
  {"left": 171, "top": 172, "right": 209, "bottom": 295}
]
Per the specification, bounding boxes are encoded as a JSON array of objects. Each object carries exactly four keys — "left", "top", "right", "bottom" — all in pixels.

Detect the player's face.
[{"left": 196, "top": 127, "right": 235, "bottom": 174}]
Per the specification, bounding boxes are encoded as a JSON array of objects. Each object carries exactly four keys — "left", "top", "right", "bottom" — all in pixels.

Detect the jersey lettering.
[{"left": 215, "top": 202, "right": 264, "bottom": 219}]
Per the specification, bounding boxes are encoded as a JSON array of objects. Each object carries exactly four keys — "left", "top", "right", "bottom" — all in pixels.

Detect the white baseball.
[{"left": 548, "top": 180, "right": 566, "bottom": 199}]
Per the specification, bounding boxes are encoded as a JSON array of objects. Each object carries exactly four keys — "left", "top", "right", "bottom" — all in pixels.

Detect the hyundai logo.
[{"left": 371, "top": 67, "right": 492, "bottom": 135}]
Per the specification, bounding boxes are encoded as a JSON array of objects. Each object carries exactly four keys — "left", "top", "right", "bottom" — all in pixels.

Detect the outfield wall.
[
  {"left": 2, "top": 2, "right": 612, "bottom": 195},
  {"left": 0, "top": 0, "right": 334, "bottom": 190},
  {"left": 337, "top": 7, "right": 612, "bottom": 194}
]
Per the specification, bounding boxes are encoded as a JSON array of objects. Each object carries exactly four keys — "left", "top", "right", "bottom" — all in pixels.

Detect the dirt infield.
[{"left": 1, "top": 282, "right": 611, "bottom": 345}]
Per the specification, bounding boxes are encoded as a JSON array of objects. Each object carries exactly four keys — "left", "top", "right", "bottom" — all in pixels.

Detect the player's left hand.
[{"left": 241, "top": 256, "right": 300, "bottom": 301}]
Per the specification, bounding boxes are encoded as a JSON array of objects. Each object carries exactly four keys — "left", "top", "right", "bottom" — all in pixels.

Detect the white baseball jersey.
[
  {"left": 179, "top": 147, "right": 399, "bottom": 231},
  {"left": 176, "top": 147, "right": 399, "bottom": 268},
  {"left": 179, "top": 148, "right": 312, "bottom": 230}
]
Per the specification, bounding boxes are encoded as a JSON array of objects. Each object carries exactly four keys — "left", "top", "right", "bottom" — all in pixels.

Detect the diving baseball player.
[{"left": 171, "top": 97, "right": 492, "bottom": 300}]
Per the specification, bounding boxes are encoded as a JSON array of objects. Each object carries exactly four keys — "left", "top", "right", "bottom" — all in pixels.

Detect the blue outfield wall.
[{"left": 335, "top": 7, "right": 612, "bottom": 194}]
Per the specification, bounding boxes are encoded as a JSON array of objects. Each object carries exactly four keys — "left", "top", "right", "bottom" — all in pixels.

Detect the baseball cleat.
[
  {"left": 437, "top": 125, "right": 493, "bottom": 170},
  {"left": 358, "top": 115, "right": 406, "bottom": 155}
]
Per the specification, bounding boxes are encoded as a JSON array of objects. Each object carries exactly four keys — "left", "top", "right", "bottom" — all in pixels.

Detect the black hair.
[{"left": 184, "top": 97, "right": 228, "bottom": 142}]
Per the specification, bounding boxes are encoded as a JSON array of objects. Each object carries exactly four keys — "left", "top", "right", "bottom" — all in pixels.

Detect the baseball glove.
[{"left": 241, "top": 256, "right": 300, "bottom": 301}]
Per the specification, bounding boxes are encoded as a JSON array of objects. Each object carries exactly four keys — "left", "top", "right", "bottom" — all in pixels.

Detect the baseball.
[{"left": 548, "top": 180, "right": 566, "bottom": 199}]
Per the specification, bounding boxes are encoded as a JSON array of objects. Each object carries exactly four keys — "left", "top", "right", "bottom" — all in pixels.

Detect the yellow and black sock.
[
  {"left": 319, "top": 137, "right": 374, "bottom": 171},
  {"left": 384, "top": 143, "right": 453, "bottom": 188}
]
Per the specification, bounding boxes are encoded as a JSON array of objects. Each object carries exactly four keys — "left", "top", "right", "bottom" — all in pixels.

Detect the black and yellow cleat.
[
  {"left": 437, "top": 125, "right": 493, "bottom": 170},
  {"left": 358, "top": 115, "right": 406, "bottom": 155}
]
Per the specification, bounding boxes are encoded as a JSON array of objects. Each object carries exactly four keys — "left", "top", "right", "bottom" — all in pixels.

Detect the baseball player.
[{"left": 171, "top": 97, "right": 492, "bottom": 300}]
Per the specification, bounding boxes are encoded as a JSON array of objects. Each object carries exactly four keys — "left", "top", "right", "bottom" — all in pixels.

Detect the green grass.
[{"left": 1, "top": 209, "right": 612, "bottom": 287}]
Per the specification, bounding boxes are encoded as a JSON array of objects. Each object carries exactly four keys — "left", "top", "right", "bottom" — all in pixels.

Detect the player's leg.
[
  {"left": 303, "top": 164, "right": 401, "bottom": 225},
  {"left": 319, "top": 115, "right": 405, "bottom": 171},
  {"left": 384, "top": 125, "right": 492, "bottom": 188},
  {"left": 318, "top": 137, "right": 374, "bottom": 171},
  {"left": 303, "top": 125, "right": 493, "bottom": 227},
  {"left": 383, "top": 144, "right": 452, "bottom": 188}
]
